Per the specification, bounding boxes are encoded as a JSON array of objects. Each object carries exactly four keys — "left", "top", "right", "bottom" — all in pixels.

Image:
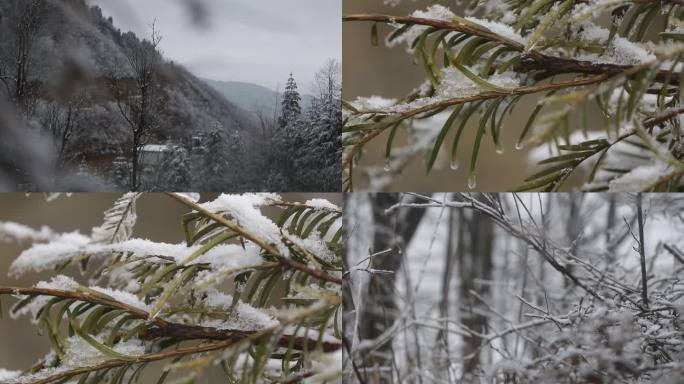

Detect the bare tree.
[
  {"left": 356, "top": 194, "right": 426, "bottom": 380},
  {"left": 40, "top": 94, "right": 88, "bottom": 167},
  {"left": 313, "top": 58, "right": 341, "bottom": 115},
  {"left": 458, "top": 194, "right": 494, "bottom": 378},
  {"left": 345, "top": 193, "right": 684, "bottom": 383},
  {"left": 0, "top": 0, "right": 45, "bottom": 116},
  {"left": 113, "top": 23, "right": 164, "bottom": 191}
]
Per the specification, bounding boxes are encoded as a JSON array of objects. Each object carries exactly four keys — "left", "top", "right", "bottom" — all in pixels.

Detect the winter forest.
[
  {"left": 0, "top": 0, "right": 341, "bottom": 192},
  {"left": 343, "top": 0, "right": 684, "bottom": 191},
  {"left": 344, "top": 193, "right": 684, "bottom": 383},
  {"left": 0, "top": 193, "right": 342, "bottom": 383}
]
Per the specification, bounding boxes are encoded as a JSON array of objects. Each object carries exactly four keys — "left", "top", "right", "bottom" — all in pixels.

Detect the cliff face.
[{"left": 0, "top": 0, "right": 253, "bottom": 159}]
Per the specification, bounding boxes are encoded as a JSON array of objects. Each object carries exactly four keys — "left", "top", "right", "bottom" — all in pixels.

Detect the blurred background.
[
  {"left": 342, "top": 0, "right": 588, "bottom": 191},
  {"left": 0, "top": 193, "right": 341, "bottom": 374}
]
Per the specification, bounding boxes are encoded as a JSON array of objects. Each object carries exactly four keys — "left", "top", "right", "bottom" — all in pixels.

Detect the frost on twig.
[{"left": 345, "top": 192, "right": 684, "bottom": 383}]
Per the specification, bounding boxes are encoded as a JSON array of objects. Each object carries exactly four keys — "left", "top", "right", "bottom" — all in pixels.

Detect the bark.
[
  {"left": 459, "top": 194, "right": 494, "bottom": 377},
  {"left": 357, "top": 193, "right": 426, "bottom": 376}
]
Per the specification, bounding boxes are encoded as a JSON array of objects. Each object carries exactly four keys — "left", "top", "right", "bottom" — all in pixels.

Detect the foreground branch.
[
  {"left": 0, "top": 286, "right": 342, "bottom": 352},
  {"left": 342, "top": 14, "right": 680, "bottom": 84},
  {"left": 166, "top": 192, "right": 342, "bottom": 284}
]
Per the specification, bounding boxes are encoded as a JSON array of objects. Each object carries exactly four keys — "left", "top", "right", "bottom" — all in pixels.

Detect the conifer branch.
[
  {"left": 343, "top": 7, "right": 684, "bottom": 191},
  {"left": 166, "top": 192, "right": 342, "bottom": 284},
  {"left": 0, "top": 287, "right": 342, "bottom": 354},
  {"left": 343, "top": 15, "right": 679, "bottom": 84}
]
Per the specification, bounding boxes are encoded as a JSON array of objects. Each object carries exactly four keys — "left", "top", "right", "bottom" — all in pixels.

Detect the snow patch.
[
  {"left": 9, "top": 232, "right": 90, "bottom": 276},
  {"left": 199, "top": 194, "right": 289, "bottom": 257}
]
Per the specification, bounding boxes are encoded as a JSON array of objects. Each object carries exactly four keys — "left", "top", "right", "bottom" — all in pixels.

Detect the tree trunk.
[
  {"left": 131, "top": 137, "right": 139, "bottom": 191},
  {"left": 357, "top": 193, "right": 426, "bottom": 380},
  {"left": 459, "top": 194, "right": 494, "bottom": 378}
]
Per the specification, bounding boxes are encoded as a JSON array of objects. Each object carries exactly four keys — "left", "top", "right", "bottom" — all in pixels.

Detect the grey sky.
[{"left": 88, "top": 0, "right": 341, "bottom": 90}]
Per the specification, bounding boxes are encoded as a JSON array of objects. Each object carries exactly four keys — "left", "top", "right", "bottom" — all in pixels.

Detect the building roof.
[{"left": 141, "top": 144, "right": 177, "bottom": 153}]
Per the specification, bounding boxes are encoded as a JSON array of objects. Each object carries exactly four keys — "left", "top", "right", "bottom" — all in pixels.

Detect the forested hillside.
[{"left": 0, "top": 0, "right": 340, "bottom": 191}]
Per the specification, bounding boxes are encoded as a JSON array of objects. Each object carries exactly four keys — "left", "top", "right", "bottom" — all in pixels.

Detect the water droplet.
[
  {"left": 450, "top": 157, "right": 460, "bottom": 171},
  {"left": 467, "top": 173, "right": 477, "bottom": 190},
  {"left": 515, "top": 142, "right": 525, "bottom": 150},
  {"left": 383, "top": 159, "right": 391, "bottom": 172},
  {"left": 495, "top": 142, "right": 505, "bottom": 155}
]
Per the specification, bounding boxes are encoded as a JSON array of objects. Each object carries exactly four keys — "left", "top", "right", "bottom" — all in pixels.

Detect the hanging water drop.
[
  {"left": 495, "top": 142, "right": 505, "bottom": 155},
  {"left": 383, "top": 158, "right": 391, "bottom": 172},
  {"left": 515, "top": 141, "right": 524, "bottom": 150},
  {"left": 450, "top": 157, "right": 460, "bottom": 171},
  {"left": 467, "top": 173, "right": 477, "bottom": 190}
]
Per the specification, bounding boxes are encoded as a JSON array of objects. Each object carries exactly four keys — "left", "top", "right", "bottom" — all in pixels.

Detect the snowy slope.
[{"left": 0, "top": 0, "right": 255, "bottom": 157}]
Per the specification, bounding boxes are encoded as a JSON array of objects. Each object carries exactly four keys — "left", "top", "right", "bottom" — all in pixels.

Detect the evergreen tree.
[
  {"left": 291, "top": 60, "right": 342, "bottom": 191},
  {"left": 278, "top": 72, "right": 301, "bottom": 129},
  {"left": 158, "top": 147, "right": 191, "bottom": 191},
  {"left": 196, "top": 126, "right": 247, "bottom": 190}
]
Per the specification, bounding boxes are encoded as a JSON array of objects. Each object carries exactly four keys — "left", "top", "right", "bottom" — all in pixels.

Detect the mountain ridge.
[{"left": 203, "top": 78, "right": 315, "bottom": 117}]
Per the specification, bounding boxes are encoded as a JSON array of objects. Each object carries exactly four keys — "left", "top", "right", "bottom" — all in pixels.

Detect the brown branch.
[
  {"left": 343, "top": 73, "right": 609, "bottom": 172},
  {"left": 643, "top": 105, "right": 684, "bottom": 128},
  {"left": 4, "top": 291, "right": 340, "bottom": 384},
  {"left": 342, "top": 14, "right": 679, "bottom": 84},
  {"left": 141, "top": 322, "right": 341, "bottom": 353},
  {"left": 0, "top": 286, "right": 155, "bottom": 322},
  {"left": 15, "top": 337, "right": 258, "bottom": 384},
  {"left": 0, "top": 286, "right": 341, "bottom": 353}
]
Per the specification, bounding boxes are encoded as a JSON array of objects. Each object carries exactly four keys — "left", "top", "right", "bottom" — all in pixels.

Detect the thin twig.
[{"left": 636, "top": 193, "right": 649, "bottom": 309}]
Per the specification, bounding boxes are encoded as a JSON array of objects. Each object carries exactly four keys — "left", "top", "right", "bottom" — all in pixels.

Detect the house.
[{"left": 139, "top": 144, "right": 181, "bottom": 176}]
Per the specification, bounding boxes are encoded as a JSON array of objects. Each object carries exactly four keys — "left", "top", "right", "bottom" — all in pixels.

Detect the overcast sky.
[{"left": 88, "top": 0, "right": 341, "bottom": 90}]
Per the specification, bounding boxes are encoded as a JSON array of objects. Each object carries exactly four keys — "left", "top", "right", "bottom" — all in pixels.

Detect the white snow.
[
  {"left": 387, "top": 5, "right": 456, "bottom": 50},
  {"left": 9, "top": 231, "right": 95, "bottom": 276},
  {"left": 62, "top": 336, "right": 145, "bottom": 367},
  {"left": 9, "top": 234, "right": 266, "bottom": 278},
  {"left": 107, "top": 238, "right": 191, "bottom": 261},
  {"left": 0, "top": 222, "right": 55, "bottom": 243},
  {"left": 304, "top": 350, "right": 342, "bottom": 383},
  {"left": 36, "top": 275, "right": 79, "bottom": 291},
  {"left": 0, "top": 369, "right": 21, "bottom": 381},
  {"left": 465, "top": 16, "right": 529, "bottom": 44},
  {"left": 202, "top": 289, "right": 279, "bottom": 331},
  {"left": 199, "top": 194, "right": 289, "bottom": 257},
  {"left": 11, "top": 276, "right": 80, "bottom": 321},
  {"left": 411, "top": 4, "right": 455, "bottom": 22},
  {"left": 200, "top": 193, "right": 281, "bottom": 212},
  {"left": 438, "top": 66, "right": 520, "bottom": 98},
  {"left": 575, "top": 22, "right": 655, "bottom": 65},
  {"left": 88, "top": 286, "right": 149, "bottom": 310},
  {"left": 305, "top": 198, "right": 340, "bottom": 211},
  {"left": 105, "top": 239, "right": 264, "bottom": 269},
  {"left": 608, "top": 161, "right": 676, "bottom": 191},
  {"left": 368, "top": 67, "right": 520, "bottom": 117},
  {"left": 196, "top": 243, "right": 264, "bottom": 269},
  {"left": 172, "top": 192, "right": 200, "bottom": 202},
  {"left": 287, "top": 231, "right": 336, "bottom": 264},
  {"left": 140, "top": 144, "right": 177, "bottom": 153}
]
